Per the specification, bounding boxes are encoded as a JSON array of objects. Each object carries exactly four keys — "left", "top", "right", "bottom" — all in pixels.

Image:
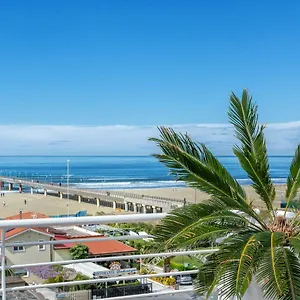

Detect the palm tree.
[{"left": 149, "top": 89, "right": 300, "bottom": 300}]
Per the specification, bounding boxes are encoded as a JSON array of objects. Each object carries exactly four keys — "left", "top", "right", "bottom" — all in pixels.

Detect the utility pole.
[{"left": 67, "top": 160, "right": 70, "bottom": 217}]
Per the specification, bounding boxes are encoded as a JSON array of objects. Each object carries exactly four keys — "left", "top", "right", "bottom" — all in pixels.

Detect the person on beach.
[
  {"left": 183, "top": 198, "right": 187, "bottom": 206},
  {"left": 2, "top": 201, "right": 5, "bottom": 207},
  {"left": 24, "top": 199, "right": 27, "bottom": 205}
]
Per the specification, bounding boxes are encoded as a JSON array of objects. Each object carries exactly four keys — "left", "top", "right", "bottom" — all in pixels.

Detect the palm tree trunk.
[{"left": 163, "top": 257, "right": 171, "bottom": 273}]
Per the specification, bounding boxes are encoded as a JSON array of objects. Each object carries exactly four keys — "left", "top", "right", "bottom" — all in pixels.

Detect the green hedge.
[{"left": 281, "top": 201, "right": 300, "bottom": 209}]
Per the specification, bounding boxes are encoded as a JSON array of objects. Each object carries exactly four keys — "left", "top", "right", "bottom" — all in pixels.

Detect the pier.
[{"left": 0, "top": 177, "right": 184, "bottom": 213}]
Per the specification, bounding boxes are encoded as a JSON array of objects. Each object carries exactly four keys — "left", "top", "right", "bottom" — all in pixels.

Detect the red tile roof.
[
  {"left": 5, "top": 212, "right": 49, "bottom": 220},
  {"left": 1, "top": 212, "right": 52, "bottom": 240},
  {"left": 54, "top": 236, "right": 136, "bottom": 255},
  {"left": 2, "top": 212, "right": 136, "bottom": 256},
  {"left": 0, "top": 227, "right": 54, "bottom": 240},
  {"left": 7, "top": 227, "right": 52, "bottom": 238}
]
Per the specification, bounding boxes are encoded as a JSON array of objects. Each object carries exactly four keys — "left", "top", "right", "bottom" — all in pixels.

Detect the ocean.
[{"left": 0, "top": 156, "right": 293, "bottom": 190}]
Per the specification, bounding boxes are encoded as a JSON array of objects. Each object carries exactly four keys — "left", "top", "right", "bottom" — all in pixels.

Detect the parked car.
[{"left": 176, "top": 274, "right": 193, "bottom": 285}]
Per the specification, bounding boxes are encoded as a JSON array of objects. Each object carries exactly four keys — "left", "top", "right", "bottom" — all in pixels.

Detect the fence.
[
  {"left": 0, "top": 176, "right": 185, "bottom": 207},
  {"left": 92, "top": 283, "right": 152, "bottom": 298},
  {"left": 50, "top": 210, "right": 87, "bottom": 218}
]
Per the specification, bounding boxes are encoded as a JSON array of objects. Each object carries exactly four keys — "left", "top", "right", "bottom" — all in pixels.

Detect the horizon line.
[{"left": 0, "top": 155, "right": 294, "bottom": 158}]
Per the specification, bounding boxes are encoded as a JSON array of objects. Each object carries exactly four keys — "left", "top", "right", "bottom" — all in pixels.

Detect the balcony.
[{"left": 0, "top": 213, "right": 217, "bottom": 300}]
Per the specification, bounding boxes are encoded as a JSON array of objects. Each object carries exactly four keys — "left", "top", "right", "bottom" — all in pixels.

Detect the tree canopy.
[{"left": 70, "top": 244, "right": 89, "bottom": 260}]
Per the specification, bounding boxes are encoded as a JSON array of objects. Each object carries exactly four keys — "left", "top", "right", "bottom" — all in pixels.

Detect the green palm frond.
[
  {"left": 149, "top": 127, "right": 260, "bottom": 218},
  {"left": 195, "top": 257, "right": 219, "bottom": 296},
  {"left": 195, "top": 230, "right": 261, "bottom": 299},
  {"left": 199, "top": 143, "right": 246, "bottom": 201},
  {"left": 149, "top": 89, "right": 300, "bottom": 299},
  {"left": 279, "top": 247, "right": 300, "bottom": 300},
  {"left": 228, "top": 89, "right": 275, "bottom": 215},
  {"left": 289, "top": 236, "right": 300, "bottom": 253},
  {"left": 286, "top": 145, "right": 300, "bottom": 210},
  {"left": 255, "top": 232, "right": 290, "bottom": 299},
  {"left": 200, "top": 144, "right": 263, "bottom": 224},
  {"left": 196, "top": 231, "right": 291, "bottom": 299},
  {"left": 235, "top": 234, "right": 257, "bottom": 295},
  {"left": 154, "top": 200, "right": 263, "bottom": 250}
]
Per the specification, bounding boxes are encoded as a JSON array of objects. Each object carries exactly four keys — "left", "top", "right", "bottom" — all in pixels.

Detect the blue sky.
[{"left": 1, "top": 1, "right": 300, "bottom": 154}]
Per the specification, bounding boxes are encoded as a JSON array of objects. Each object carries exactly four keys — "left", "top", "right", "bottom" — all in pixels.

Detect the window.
[
  {"left": 12, "top": 242, "right": 25, "bottom": 252},
  {"left": 38, "top": 240, "right": 45, "bottom": 251}
]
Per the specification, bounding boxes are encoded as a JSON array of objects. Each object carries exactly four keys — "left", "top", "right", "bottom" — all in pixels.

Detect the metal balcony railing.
[{"left": 0, "top": 213, "right": 216, "bottom": 300}]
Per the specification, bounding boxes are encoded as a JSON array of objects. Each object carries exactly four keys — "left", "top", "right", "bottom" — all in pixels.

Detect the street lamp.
[{"left": 67, "top": 160, "right": 70, "bottom": 217}]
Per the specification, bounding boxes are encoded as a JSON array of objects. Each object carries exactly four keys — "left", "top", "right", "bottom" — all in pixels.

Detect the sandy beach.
[
  {"left": 125, "top": 185, "right": 287, "bottom": 209},
  {"left": 0, "top": 184, "right": 288, "bottom": 219},
  {"left": 0, "top": 191, "right": 118, "bottom": 219}
]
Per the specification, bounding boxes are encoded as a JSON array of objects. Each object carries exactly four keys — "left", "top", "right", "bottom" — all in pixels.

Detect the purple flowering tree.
[{"left": 28, "top": 265, "right": 60, "bottom": 279}]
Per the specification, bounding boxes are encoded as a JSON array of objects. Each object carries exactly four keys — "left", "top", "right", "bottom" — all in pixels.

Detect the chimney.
[{"left": 19, "top": 210, "right": 23, "bottom": 219}]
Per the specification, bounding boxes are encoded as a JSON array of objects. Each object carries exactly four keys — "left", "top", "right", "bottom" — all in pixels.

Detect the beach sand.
[
  {"left": 0, "top": 192, "right": 119, "bottom": 219},
  {"left": 0, "top": 184, "right": 288, "bottom": 219},
  {"left": 124, "top": 185, "right": 287, "bottom": 209}
]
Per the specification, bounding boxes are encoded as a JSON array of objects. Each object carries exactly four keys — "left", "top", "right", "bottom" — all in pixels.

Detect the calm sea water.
[{"left": 0, "top": 156, "right": 293, "bottom": 190}]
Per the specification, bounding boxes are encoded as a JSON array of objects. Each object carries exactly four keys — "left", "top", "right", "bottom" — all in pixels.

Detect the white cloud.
[{"left": 0, "top": 122, "right": 299, "bottom": 155}]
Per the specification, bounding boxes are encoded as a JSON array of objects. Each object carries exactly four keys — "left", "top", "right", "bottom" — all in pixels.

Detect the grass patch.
[
  {"left": 157, "top": 255, "right": 203, "bottom": 268},
  {"left": 172, "top": 255, "right": 202, "bottom": 267}
]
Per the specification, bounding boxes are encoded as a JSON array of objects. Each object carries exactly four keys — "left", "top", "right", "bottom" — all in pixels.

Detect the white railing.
[{"left": 0, "top": 213, "right": 217, "bottom": 300}]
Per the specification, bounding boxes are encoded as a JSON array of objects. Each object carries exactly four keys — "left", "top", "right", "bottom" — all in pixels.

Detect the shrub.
[
  {"left": 139, "top": 267, "right": 155, "bottom": 275},
  {"left": 131, "top": 261, "right": 140, "bottom": 270},
  {"left": 52, "top": 265, "right": 63, "bottom": 272},
  {"left": 70, "top": 244, "right": 89, "bottom": 260},
  {"left": 152, "top": 276, "right": 176, "bottom": 286},
  {"left": 69, "top": 273, "right": 90, "bottom": 291},
  {"left": 44, "top": 274, "right": 64, "bottom": 284},
  {"left": 110, "top": 280, "right": 140, "bottom": 287}
]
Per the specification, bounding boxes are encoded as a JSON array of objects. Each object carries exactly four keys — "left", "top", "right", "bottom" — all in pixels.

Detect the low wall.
[{"left": 56, "top": 290, "right": 91, "bottom": 300}]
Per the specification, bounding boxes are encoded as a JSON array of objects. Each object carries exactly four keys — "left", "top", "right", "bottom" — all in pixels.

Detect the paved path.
[{"left": 0, "top": 177, "right": 184, "bottom": 212}]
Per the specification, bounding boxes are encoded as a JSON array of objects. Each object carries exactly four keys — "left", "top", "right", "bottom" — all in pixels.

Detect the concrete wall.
[
  {"left": 219, "top": 281, "right": 265, "bottom": 300},
  {"left": 56, "top": 290, "right": 91, "bottom": 300},
  {"left": 5, "top": 230, "right": 52, "bottom": 266},
  {"left": 242, "top": 281, "right": 265, "bottom": 300},
  {"left": 53, "top": 249, "right": 72, "bottom": 262}
]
